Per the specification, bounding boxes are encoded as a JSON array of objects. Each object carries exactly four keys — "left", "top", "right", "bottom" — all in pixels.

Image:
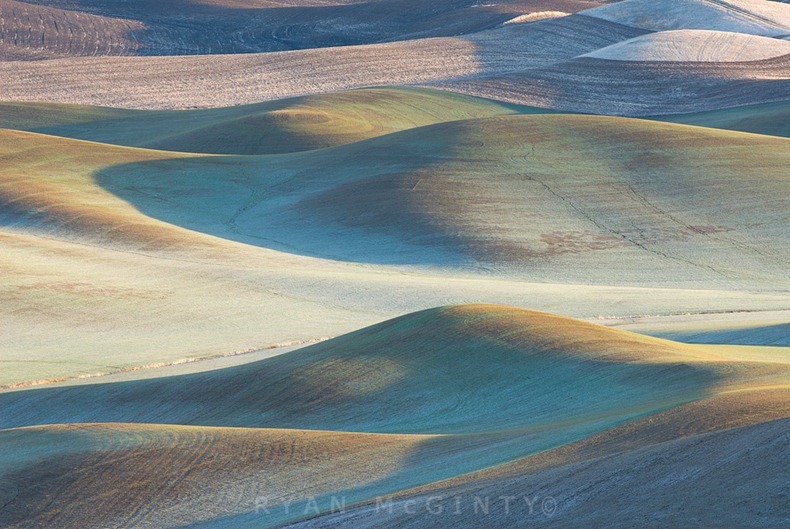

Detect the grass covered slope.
[
  {"left": 0, "top": 129, "right": 216, "bottom": 251},
  {"left": 0, "top": 424, "right": 431, "bottom": 528},
  {"left": 4, "top": 226, "right": 786, "bottom": 392},
  {"left": 607, "top": 310, "right": 790, "bottom": 346},
  {"left": 85, "top": 114, "right": 790, "bottom": 286},
  {"left": 0, "top": 88, "right": 534, "bottom": 155},
  {"left": 8, "top": 228, "right": 785, "bottom": 393},
  {"left": 4, "top": 114, "right": 790, "bottom": 287},
  {"left": 0, "top": 423, "right": 515, "bottom": 529},
  {"left": 3, "top": 305, "right": 788, "bottom": 434},
  {"left": 0, "top": 2, "right": 787, "bottom": 526},
  {"left": 3, "top": 89, "right": 788, "bottom": 152},
  {"left": 3, "top": 408, "right": 788, "bottom": 529},
  {"left": 2, "top": 114, "right": 789, "bottom": 387},
  {"left": 1, "top": 306, "right": 788, "bottom": 528}
]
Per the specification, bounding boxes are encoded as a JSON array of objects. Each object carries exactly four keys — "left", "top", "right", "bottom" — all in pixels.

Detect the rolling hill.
[
  {"left": 5, "top": 219, "right": 786, "bottom": 390},
  {"left": 446, "top": 49, "right": 790, "bottom": 115},
  {"left": 2, "top": 86, "right": 788, "bottom": 149},
  {"left": 2, "top": 109, "right": 789, "bottom": 388},
  {"left": 2, "top": 2, "right": 788, "bottom": 115},
  {"left": 0, "top": 423, "right": 525, "bottom": 529},
  {"left": 92, "top": 115, "right": 790, "bottom": 286},
  {"left": 1, "top": 1, "right": 789, "bottom": 528},
  {"left": 608, "top": 311, "right": 790, "bottom": 345},
  {"left": 0, "top": 12, "right": 647, "bottom": 110},
  {"left": 0, "top": 0, "right": 604, "bottom": 60},
  {"left": 7, "top": 304, "right": 776, "bottom": 431},
  {"left": 3, "top": 115, "right": 789, "bottom": 286},
  {"left": 286, "top": 392, "right": 790, "bottom": 528},
  {"left": 1, "top": 305, "right": 788, "bottom": 528},
  {"left": 0, "top": 88, "right": 536, "bottom": 155},
  {"left": 582, "top": 29, "right": 790, "bottom": 62},
  {"left": 584, "top": 0, "right": 790, "bottom": 36}
]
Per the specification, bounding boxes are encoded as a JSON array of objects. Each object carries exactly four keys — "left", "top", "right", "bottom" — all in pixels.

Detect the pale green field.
[
  {"left": 7, "top": 224, "right": 789, "bottom": 388},
  {"left": 5, "top": 114, "right": 789, "bottom": 285},
  {"left": 2, "top": 104, "right": 789, "bottom": 387}
]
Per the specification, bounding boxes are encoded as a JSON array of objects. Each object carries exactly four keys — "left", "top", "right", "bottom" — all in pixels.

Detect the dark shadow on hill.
[
  {"left": 91, "top": 119, "right": 531, "bottom": 268},
  {"left": 645, "top": 322, "right": 790, "bottom": 347},
  {"left": 655, "top": 100, "right": 790, "bottom": 138},
  {"left": 449, "top": 54, "right": 790, "bottom": 116},
  {"left": 462, "top": 14, "right": 649, "bottom": 78}
]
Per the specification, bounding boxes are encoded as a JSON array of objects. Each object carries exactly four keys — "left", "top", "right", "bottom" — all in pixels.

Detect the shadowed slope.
[
  {"left": 446, "top": 53, "right": 790, "bottom": 115},
  {"left": 0, "top": 424, "right": 431, "bottom": 528},
  {"left": 0, "top": 129, "right": 216, "bottom": 251},
  {"left": 287, "top": 392, "right": 790, "bottom": 528},
  {"left": 655, "top": 325, "right": 790, "bottom": 346},
  {"left": 89, "top": 114, "right": 790, "bottom": 286},
  {"left": 2, "top": 118, "right": 789, "bottom": 387},
  {"left": 2, "top": 88, "right": 788, "bottom": 151},
  {"left": 2, "top": 308, "right": 787, "bottom": 529},
  {"left": 657, "top": 100, "right": 790, "bottom": 137},
  {"left": 4, "top": 202, "right": 786, "bottom": 389},
  {"left": 4, "top": 395, "right": 787, "bottom": 529},
  {"left": 0, "top": 88, "right": 534, "bottom": 155},
  {"left": 1, "top": 2, "right": 787, "bottom": 114},
  {"left": 609, "top": 311, "right": 790, "bottom": 346},
  {"left": 2, "top": 305, "right": 787, "bottom": 434},
  {"left": 0, "top": 0, "right": 143, "bottom": 60},
  {"left": 4, "top": 115, "right": 789, "bottom": 287},
  {"left": 8, "top": 227, "right": 785, "bottom": 392}
]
